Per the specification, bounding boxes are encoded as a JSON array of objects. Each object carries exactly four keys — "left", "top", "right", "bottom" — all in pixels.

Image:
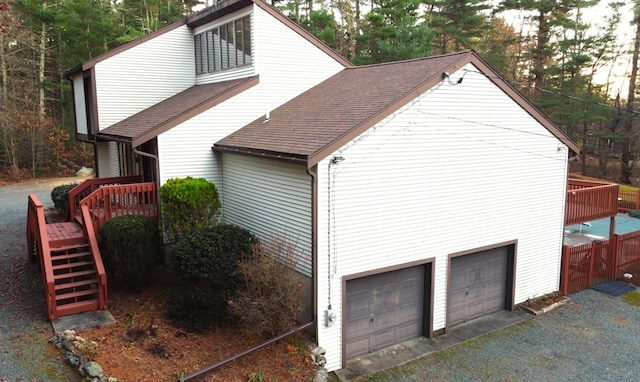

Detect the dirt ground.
[{"left": 75, "top": 266, "right": 318, "bottom": 382}]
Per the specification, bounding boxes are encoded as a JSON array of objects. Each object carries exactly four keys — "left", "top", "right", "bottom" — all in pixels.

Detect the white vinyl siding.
[
  {"left": 156, "top": 4, "right": 344, "bottom": 189},
  {"left": 220, "top": 154, "right": 312, "bottom": 276},
  {"left": 95, "top": 141, "right": 120, "bottom": 177},
  {"left": 71, "top": 74, "right": 88, "bottom": 136},
  {"left": 249, "top": 5, "right": 344, "bottom": 106},
  {"left": 316, "top": 64, "right": 569, "bottom": 371},
  {"left": 157, "top": 83, "right": 265, "bottom": 186},
  {"left": 94, "top": 25, "right": 195, "bottom": 130}
]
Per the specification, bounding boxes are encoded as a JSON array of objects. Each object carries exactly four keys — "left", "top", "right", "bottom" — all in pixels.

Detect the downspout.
[
  {"left": 133, "top": 146, "right": 160, "bottom": 186},
  {"left": 306, "top": 164, "right": 318, "bottom": 338}
]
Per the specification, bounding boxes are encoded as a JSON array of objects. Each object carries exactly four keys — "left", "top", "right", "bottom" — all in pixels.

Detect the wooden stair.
[
  {"left": 27, "top": 176, "right": 156, "bottom": 321},
  {"left": 50, "top": 242, "right": 101, "bottom": 317}
]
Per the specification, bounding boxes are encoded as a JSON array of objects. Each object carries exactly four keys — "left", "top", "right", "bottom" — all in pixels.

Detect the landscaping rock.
[
  {"left": 79, "top": 361, "right": 103, "bottom": 378},
  {"left": 50, "top": 329, "right": 116, "bottom": 381},
  {"left": 76, "top": 166, "right": 94, "bottom": 177}
]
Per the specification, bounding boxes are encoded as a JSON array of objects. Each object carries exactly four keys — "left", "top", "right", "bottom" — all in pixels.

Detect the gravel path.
[
  {"left": 0, "top": 177, "right": 82, "bottom": 380},
  {"left": 358, "top": 289, "right": 640, "bottom": 381}
]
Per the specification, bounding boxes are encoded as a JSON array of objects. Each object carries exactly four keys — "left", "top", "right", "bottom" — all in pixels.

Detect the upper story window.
[{"left": 194, "top": 15, "right": 252, "bottom": 75}]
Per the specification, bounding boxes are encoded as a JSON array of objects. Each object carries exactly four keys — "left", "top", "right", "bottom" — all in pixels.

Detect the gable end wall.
[{"left": 315, "top": 64, "right": 569, "bottom": 371}]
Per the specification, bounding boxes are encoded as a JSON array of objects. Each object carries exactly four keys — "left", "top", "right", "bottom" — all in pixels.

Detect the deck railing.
[
  {"left": 80, "top": 182, "right": 157, "bottom": 234},
  {"left": 81, "top": 204, "right": 109, "bottom": 311},
  {"left": 68, "top": 175, "right": 143, "bottom": 220},
  {"left": 617, "top": 189, "right": 640, "bottom": 212},
  {"left": 565, "top": 179, "right": 619, "bottom": 226},
  {"left": 26, "top": 194, "right": 56, "bottom": 319}
]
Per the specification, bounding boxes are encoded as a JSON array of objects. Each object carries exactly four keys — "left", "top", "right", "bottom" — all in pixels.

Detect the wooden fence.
[{"left": 561, "top": 231, "right": 640, "bottom": 295}]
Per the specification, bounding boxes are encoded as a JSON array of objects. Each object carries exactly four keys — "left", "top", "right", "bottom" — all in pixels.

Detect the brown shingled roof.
[
  {"left": 97, "top": 76, "right": 259, "bottom": 147},
  {"left": 214, "top": 51, "right": 578, "bottom": 168}
]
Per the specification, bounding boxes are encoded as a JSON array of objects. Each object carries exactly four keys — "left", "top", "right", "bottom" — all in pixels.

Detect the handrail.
[
  {"left": 27, "top": 194, "right": 57, "bottom": 320},
  {"left": 79, "top": 182, "right": 157, "bottom": 234},
  {"left": 179, "top": 321, "right": 314, "bottom": 381},
  {"left": 565, "top": 182, "right": 619, "bottom": 226},
  {"left": 81, "top": 204, "right": 108, "bottom": 310},
  {"left": 68, "top": 175, "right": 143, "bottom": 220}
]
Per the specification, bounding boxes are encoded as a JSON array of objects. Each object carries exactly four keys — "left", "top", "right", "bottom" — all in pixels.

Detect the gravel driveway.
[
  {"left": 0, "top": 177, "right": 82, "bottom": 380},
  {"left": 357, "top": 288, "right": 640, "bottom": 382}
]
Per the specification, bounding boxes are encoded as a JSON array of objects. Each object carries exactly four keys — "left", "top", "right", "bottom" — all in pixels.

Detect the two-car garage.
[{"left": 343, "top": 244, "right": 515, "bottom": 362}]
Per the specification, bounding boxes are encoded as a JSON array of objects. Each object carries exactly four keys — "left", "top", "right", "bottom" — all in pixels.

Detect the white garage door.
[
  {"left": 345, "top": 265, "right": 427, "bottom": 359},
  {"left": 448, "top": 247, "right": 509, "bottom": 326}
]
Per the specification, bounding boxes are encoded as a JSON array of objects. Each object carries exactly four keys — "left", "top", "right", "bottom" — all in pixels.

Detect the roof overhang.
[{"left": 97, "top": 76, "right": 259, "bottom": 147}]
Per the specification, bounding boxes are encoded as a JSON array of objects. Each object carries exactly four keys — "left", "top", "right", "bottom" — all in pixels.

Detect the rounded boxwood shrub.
[
  {"left": 159, "top": 177, "right": 221, "bottom": 243},
  {"left": 51, "top": 183, "right": 77, "bottom": 212},
  {"left": 171, "top": 224, "right": 256, "bottom": 286},
  {"left": 100, "top": 215, "right": 160, "bottom": 292}
]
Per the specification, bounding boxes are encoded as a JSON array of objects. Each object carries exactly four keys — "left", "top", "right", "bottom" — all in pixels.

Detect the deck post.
[{"left": 560, "top": 245, "right": 570, "bottom": 296}]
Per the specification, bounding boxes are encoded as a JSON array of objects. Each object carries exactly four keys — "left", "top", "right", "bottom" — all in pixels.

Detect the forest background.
[{"left": 2, "top": 0, "right": 640, "bottom": 184}]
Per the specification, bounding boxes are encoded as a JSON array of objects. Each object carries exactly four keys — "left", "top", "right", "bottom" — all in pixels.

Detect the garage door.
[
  {"left": 448, "top": 247, "right": 508, "bottom": 326},
  {"left": 345, "top": 265, "right": 427, "bottom": 359}
]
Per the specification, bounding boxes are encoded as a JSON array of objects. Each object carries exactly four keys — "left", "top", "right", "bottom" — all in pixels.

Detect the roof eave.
[
  {"left": 306, "top": 51, "right": 579, "bottom": 169},
  {"left": 65, "top": 18, "right": 188, "bottom": 78},
  {"left": 306, "top": 52, "right": 476, "bottom": 169},
  {"left": 213, "top": 145, "right": 307, "bottom": 164},
  {"left": 98, "top": 75, "right": 259, "bottom": 147}
]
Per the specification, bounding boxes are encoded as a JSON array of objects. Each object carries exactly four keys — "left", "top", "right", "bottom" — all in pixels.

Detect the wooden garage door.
[
  {"left": 448, "top": 247, "right": 508, "bottom": 326},
  {"left": 345, "top": 265, "right": 426, "bottom": 359}
]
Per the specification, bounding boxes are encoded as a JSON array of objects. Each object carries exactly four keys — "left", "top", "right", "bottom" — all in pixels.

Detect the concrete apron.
[
  {"left": 51, "top": 310, "right": 116, "bottom": 333},
  {"left": 334, "top": 309, "right": 530, "bottom": 381}
]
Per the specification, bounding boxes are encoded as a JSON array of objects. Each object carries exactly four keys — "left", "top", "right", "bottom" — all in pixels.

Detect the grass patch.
[
  {"left": 620, "top": 184, "right": 639, "bottom": 193},
  {"left": 622, "top": 290, "right": 640, "bottom": 306}
]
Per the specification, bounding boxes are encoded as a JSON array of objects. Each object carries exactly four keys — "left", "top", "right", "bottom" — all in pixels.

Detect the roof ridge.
[{"left": 344, "top": 51, "right": 473, "bottom": 70}]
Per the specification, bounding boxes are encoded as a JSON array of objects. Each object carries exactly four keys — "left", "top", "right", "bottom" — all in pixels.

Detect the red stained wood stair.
[
  {"left": 27, "top": 176, "right": 157, "bottom": 320},
  {"left": 51, "top": 242, "right": 102, "bottom": 317}
]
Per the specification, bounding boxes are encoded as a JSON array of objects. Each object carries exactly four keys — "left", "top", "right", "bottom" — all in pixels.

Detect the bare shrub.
[{"left": 229, "top": 234, "right": 307, "bottom": 337}]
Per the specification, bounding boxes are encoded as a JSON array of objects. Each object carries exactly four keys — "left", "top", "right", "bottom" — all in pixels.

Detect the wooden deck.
[{"left": 566, "top": 179, "right": 618, "bottom": 226}]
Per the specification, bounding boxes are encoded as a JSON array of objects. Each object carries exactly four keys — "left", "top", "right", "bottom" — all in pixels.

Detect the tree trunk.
[
  {"left": 620, "top": 2, "right": 640, "bottom": 185},
  {"left": 533, "top": 9, "right": 547, "bottom": 95}
]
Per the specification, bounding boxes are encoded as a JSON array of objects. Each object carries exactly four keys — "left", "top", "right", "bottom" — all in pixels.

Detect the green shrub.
[
  {"left": 167, "top": 287, "right": 228, "bottom": 332},
  {"left": 50, "top": 183, "right": 77, "bottom": 212},
  {"left": 100, "top": 215, "right": 160, "bottom": 292},
  {"left": 158, "top": 177, "right": 221, "bottom": 242},
  {"left": 229, "top": 234, "right": 307, "bottom": 337},
  {"left": 168, "top": 224, "right": 256, "bottom": 330},
  {"left": 171, "top": 224, "right": 256, "bottom": 286}
]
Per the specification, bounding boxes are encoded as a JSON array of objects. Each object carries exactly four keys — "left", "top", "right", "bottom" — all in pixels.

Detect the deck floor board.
[{"left": 46, "top": 222, "right": 84, "bottom": 242}]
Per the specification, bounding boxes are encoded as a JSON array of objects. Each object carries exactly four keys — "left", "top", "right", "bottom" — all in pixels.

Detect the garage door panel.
[
  {"left": 372, "top": 288, "right": 398, "bottom": 309},
  {"left": 448, "top": 247, "right": 509, "bottom": 326},
  {"left": 346, "top": 265, "right": 428, "bottom": 359},
  {"left": 395, "top": 321, "right": 421, "bottom": 341},
  {"left": 371, "top": 329, "right": 396, "bottom": 351},
  {"left": 346, "top": 336, "right": 370, "bottom": 359},
  {"left": 348, "top": 315, "right": 371, "bottom": 336}
]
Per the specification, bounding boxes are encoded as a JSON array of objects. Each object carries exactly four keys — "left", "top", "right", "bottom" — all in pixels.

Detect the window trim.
[{"left": 194, "top": 14, "right": 252, "bottom": 76}]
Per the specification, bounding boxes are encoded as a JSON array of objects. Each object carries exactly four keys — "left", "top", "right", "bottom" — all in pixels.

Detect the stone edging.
[{"left": 50, "top": 329, "right": 118, "bottom": 382}]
